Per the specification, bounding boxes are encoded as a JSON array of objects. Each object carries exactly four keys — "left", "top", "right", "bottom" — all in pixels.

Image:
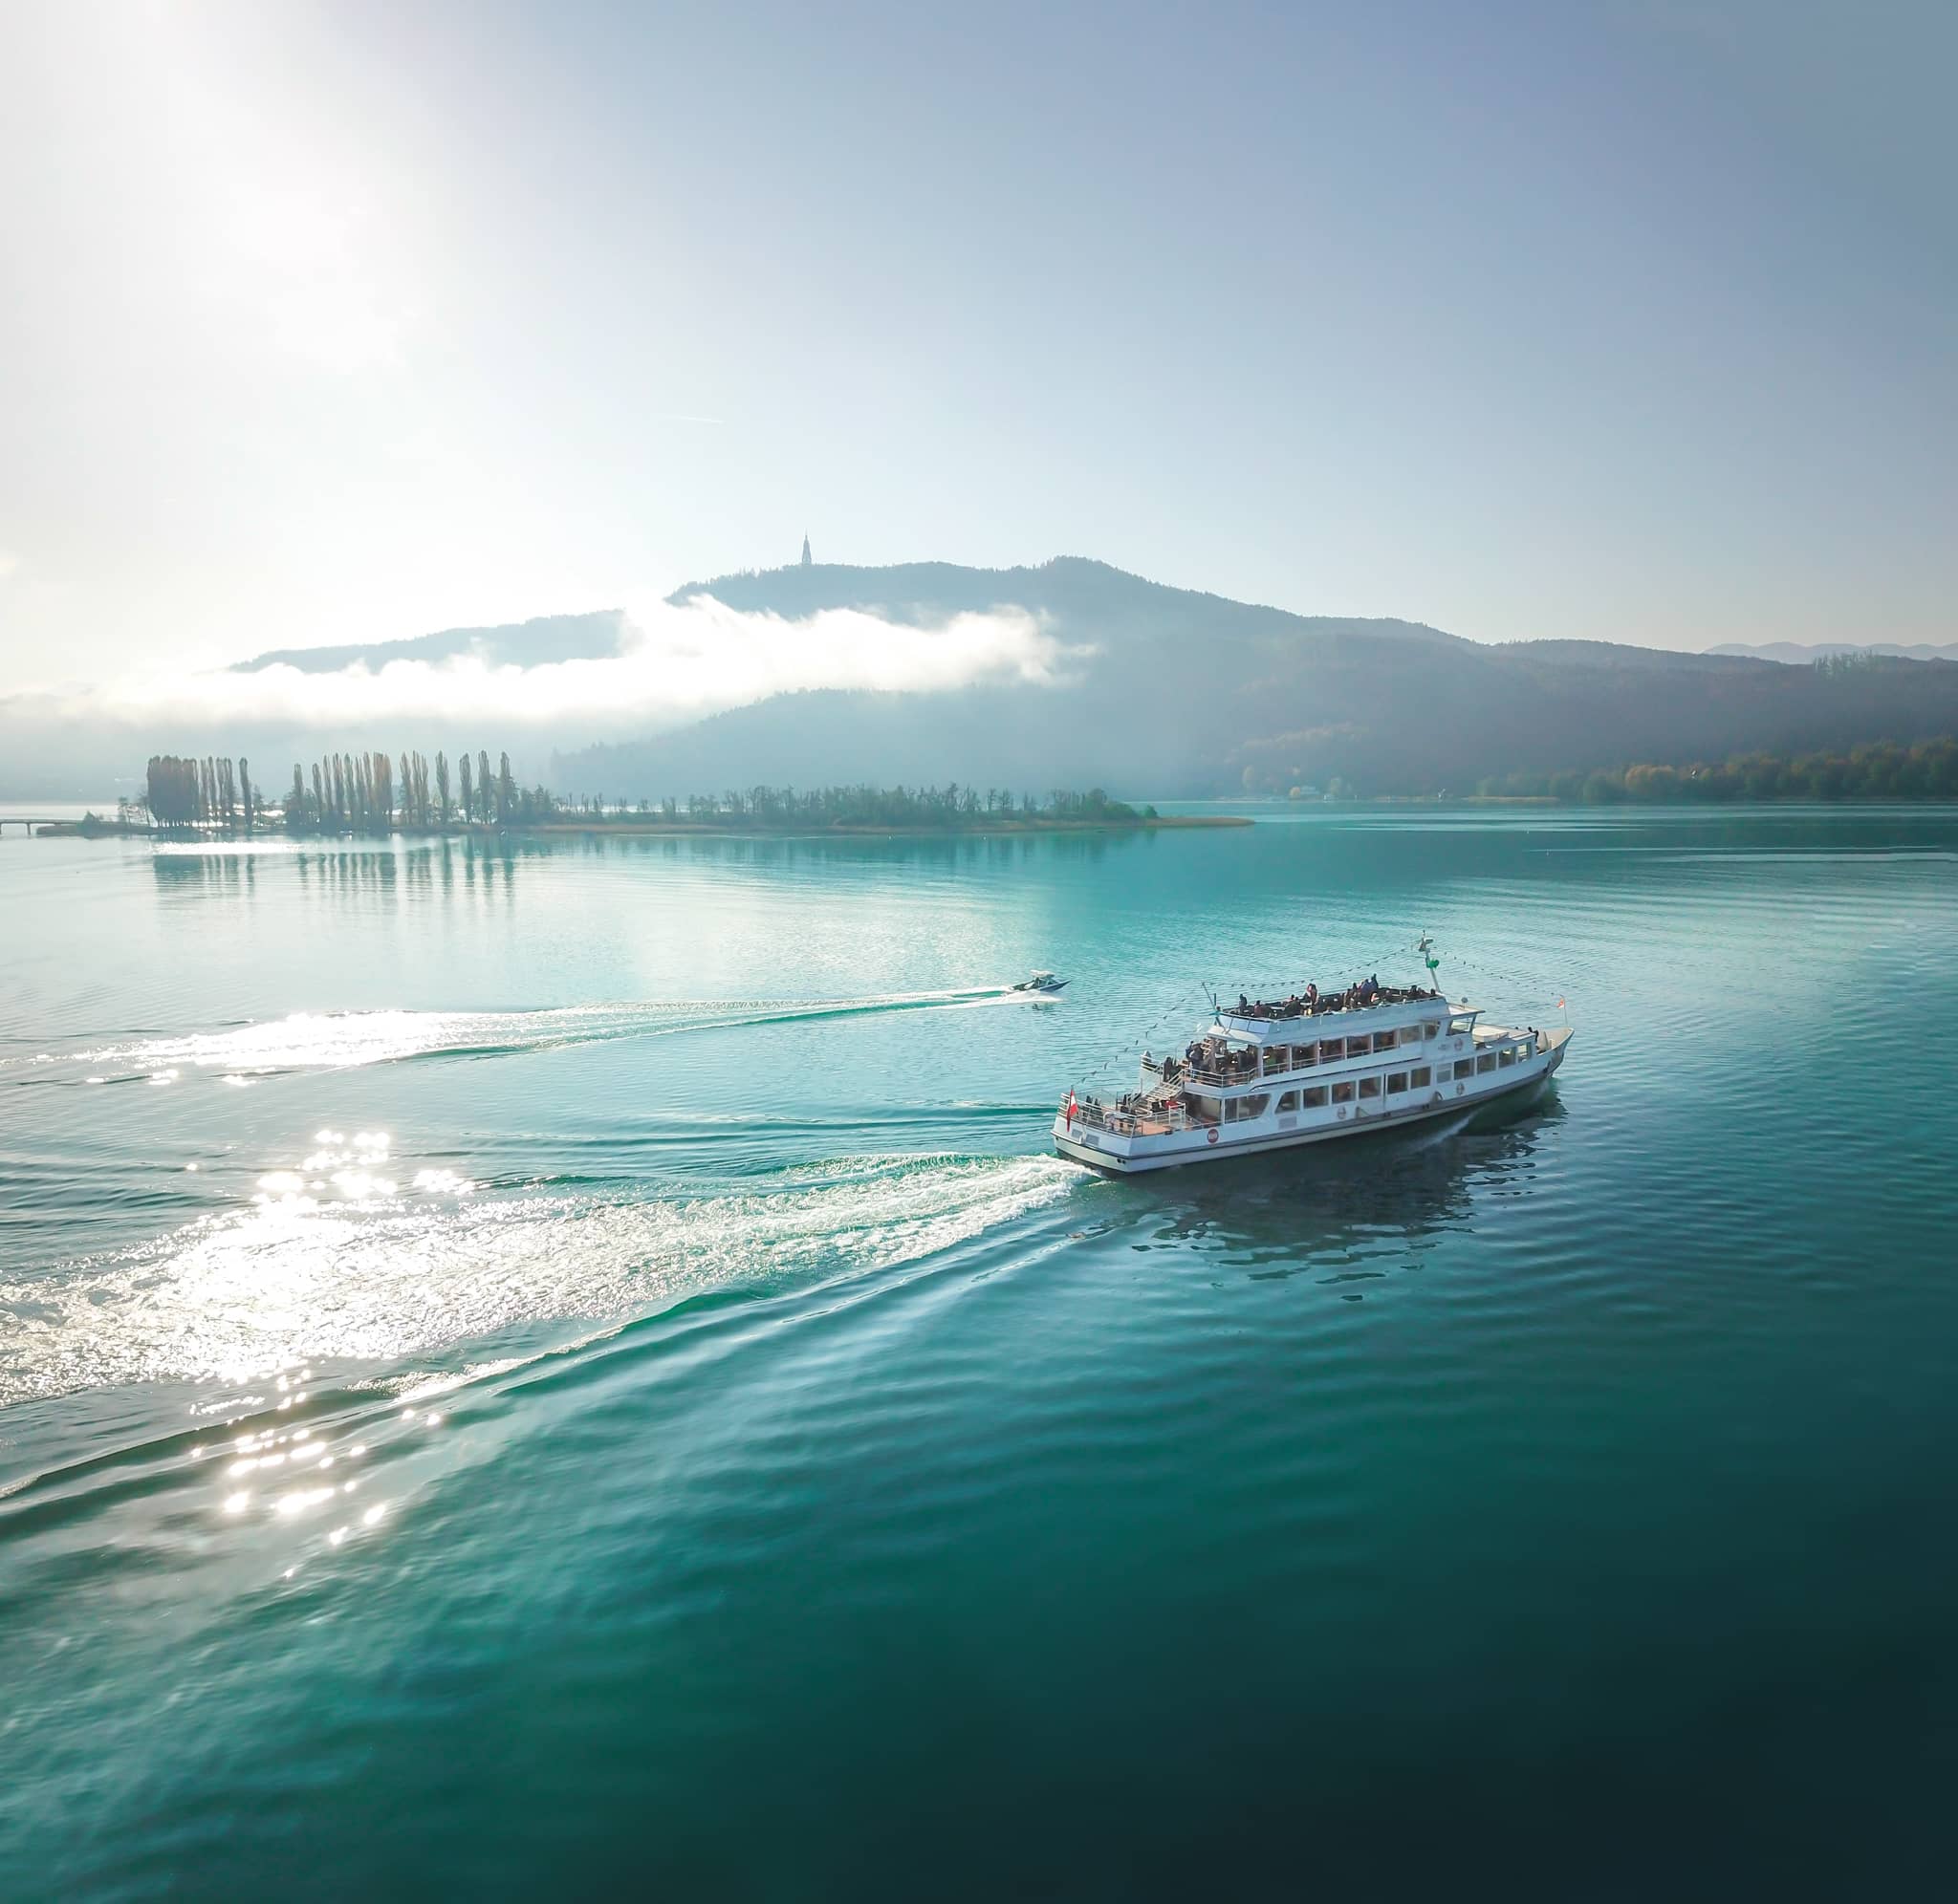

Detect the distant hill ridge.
[
  {"left": 153, "top": 557, "right": 1958, "bottom": 800},
  {"left": 670, "top": 555, "right": 1462, "bottom": 648},
  {"left": 560, "top": 558, "right": 1958, "bottom": 798},
  {"left": 1706, "top": 639, "right": 1958, "bottom": 665},
  {"left": 233, "top": 610, "right": 626, "bottom": 674}
]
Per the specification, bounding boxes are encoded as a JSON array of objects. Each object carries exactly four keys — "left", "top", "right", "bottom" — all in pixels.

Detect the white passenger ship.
[{"left": 1054, "top": 966, "right": 1571, "bottom": 1175}]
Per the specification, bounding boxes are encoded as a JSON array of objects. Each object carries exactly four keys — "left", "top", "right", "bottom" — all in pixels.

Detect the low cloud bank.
[{"left": 8, "top": 595, "right": 1077, "bottom": 737}]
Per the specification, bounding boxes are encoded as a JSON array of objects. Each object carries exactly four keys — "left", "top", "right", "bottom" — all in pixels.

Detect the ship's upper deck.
[{"left": 1213, "top": 985, "right": 1462, "bottom": 1047}]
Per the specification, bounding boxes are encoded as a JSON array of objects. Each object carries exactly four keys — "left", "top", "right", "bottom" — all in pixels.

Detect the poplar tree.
[{"left": 145, "top": 757, "right": 199, "bottom": 828}]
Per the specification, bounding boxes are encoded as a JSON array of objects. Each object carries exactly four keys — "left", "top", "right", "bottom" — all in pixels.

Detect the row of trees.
[
  {"left": 662, "top": 785, "right": 1148, "bottom": 828},
  {"left": 137, "top": 759, "right": 1157, "bottom": 834},
  {"left": 144, "top": 756, "right": 262, "bottom": 831},
  {"left": 145, "top": 749, "right": 560, "bottom": 834},
  {"left": 1476, "top": 738, "right": 1958, "bottom": 804},
  {"left": 279, "top": 748, "right": 532, "bottom": 833}
]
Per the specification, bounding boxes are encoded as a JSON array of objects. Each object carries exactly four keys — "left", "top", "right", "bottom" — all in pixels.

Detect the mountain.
[
  {"left": 11, "top": 561, "right": 1957, "bottom": 803},
  {"left": 1707, "top": 640, "right": 1958, "bottom": 665},
  {"left": 233, "top": 611, "right": 625, "bottom": 674},
  {"left": 555, "top": 559, "right": 1958, "bottom": 798}
]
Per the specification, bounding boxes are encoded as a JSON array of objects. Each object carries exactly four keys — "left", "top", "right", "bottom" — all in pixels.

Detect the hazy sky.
[{"left": 1, "top": 0, "right": 1951, "bottom": 684}]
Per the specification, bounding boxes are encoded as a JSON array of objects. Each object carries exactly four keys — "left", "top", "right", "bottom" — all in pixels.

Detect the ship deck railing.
[
  {"left": 1067, "top": 1097, "right": 1198, "bottom": 1137},
  {"left": 1218, "top": 988, "right": 1445, "bottom": 1025},
  {"left": 1143, "top": 1027, "right": 1545, "bottom": 1093},
  {"left": 1146, "top": 1046, "right": 1419, "bottom": 1091}
]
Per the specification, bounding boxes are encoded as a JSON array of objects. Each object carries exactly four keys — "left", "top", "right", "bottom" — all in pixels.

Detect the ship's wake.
[
  {"left": 0, "top": 1145, "right": 1084, "bottom": 1411},
  {"left": 8, "top": 984, "right": 1055, "bottom": 1084}
]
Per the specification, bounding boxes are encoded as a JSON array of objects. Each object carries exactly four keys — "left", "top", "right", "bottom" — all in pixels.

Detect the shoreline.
[
  {"left": 18, "top": 814, "right": 1252, "bottom": 842},
  {"left": 514, "top": 815, "right": 1251, "bottom": 837},
  {"left": 28, "top": 793, "right": 1958, "bottom": 841}
]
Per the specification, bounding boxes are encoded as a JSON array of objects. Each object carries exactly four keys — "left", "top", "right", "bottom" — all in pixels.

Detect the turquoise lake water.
[{"left": 4, "top": 806, "right": 1956, "bottom": 1896}]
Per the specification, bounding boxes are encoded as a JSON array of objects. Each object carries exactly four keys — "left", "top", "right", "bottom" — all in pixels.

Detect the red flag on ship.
[{"left": 1066, "top": 1091, "right": 1077, "bottom": 1129}]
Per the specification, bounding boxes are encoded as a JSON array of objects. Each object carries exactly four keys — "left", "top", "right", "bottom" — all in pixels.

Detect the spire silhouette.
[{"left": 800, "top": 532, "right": 812, "bottom": 568}]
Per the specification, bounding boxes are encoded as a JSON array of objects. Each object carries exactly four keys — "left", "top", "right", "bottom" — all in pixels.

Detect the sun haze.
[{"left": 2, "top": 0, "right": 1951, "bottom": 687}]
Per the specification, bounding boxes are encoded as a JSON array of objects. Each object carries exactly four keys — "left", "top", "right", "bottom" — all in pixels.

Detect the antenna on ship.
[{"left": 1416, "top": 933, "right": 1441, "bottom": 993}]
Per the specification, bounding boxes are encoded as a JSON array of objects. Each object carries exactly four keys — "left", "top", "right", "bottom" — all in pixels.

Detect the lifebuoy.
[
  {"left": 1207, "top": 1127, "right": 1219, "bottom": 1145},
  {"left": 1455, "top": 1083, "right": 1465, "bottom": 1097}
]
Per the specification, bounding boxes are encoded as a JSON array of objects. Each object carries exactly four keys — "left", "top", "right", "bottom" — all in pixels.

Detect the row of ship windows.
[
  {"left": 1211, "top": 1044, "right": 1529, "bottom": 1121},
  {"left": 1249, "top": 1020, "right": 1459, "bottom": 1068}
]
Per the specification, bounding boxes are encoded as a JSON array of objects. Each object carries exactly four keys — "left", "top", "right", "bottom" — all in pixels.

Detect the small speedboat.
[{"left": 1012, "top": 971, "right": 1068, "bottom": 994}]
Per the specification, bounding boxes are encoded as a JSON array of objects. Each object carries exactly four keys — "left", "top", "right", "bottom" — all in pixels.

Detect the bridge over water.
[{"left": 0, "top": 816, "right": 155, "bottom": 836}]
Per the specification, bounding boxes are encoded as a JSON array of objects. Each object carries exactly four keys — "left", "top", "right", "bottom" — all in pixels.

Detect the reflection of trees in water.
[
  {"left": 450, "top": 836, "right": 519, "bottom": 903},
  {"left": 294, "top": 850, "right": 400, "bottom": 899},
  {"left": 149, "top": 852, "right": 259, "bottom": 898},
  {"left": 1120, "top": 1094, "right": 1565, "bottom": 1288},
  {"left": 523, "top": 830, "right": 1150, "bottom": 872},
  {"left": 152, "top": 830, "right": 1154, "bottom": 895},
  {"left": 150, "top": 838, "right": 525, "bottom": 907}
]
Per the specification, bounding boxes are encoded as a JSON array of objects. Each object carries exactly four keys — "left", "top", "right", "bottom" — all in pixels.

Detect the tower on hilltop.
[{"left": 800, "top": 532, "right": 812, "bottom": 568}]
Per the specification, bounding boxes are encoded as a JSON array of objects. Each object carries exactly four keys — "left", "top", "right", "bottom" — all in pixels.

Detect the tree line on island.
[
  {"left": 144, "top": 749, "right": 547, "bottom": 833},
  {"left": 120, "top": 736, "right": 1958, "bottom": 841},
  {"left": 656, "top": 786, "right": 1152, "bottom": 827},
  {"left": 137, "top": 756, "right": 1156, "bottom": 834}
]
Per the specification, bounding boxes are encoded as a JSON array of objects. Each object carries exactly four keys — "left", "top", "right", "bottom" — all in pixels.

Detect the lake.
[{"left": 4, "top": 805, "right": 1955, "bottom": 1896}]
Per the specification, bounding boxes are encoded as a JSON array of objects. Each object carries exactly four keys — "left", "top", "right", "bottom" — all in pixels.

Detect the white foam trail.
[
  {"left": 0, "top": 1152, "right": 1082, "bottom": 1404},
  {"left": 38, "top": 989, "right": 1011, "bottom": 1077}
]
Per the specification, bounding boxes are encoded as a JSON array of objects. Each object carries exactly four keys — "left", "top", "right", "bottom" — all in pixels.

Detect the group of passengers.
[
  {"left": 1232, "top": 976, "right": 1438, "bottom": 1020},
  {"left": 1184, "top": 1036, "right": 1262, "bottom": 1080}
]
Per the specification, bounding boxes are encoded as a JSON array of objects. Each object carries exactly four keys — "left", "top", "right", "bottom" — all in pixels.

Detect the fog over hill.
[
  {"left": 557, "top": 560, "right": 1958, "bottom": 799},
  {"left": 0, "top": 613, "right": 631, "bottom": 799},
  {"left": 8, "top": 559, "right": 1958, "bottom": 802}
]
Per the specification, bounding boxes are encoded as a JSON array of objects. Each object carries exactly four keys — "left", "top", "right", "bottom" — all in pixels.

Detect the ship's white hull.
[{"left": 1055, "top": 1028, "right": 1570, "bottom": 1175}]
